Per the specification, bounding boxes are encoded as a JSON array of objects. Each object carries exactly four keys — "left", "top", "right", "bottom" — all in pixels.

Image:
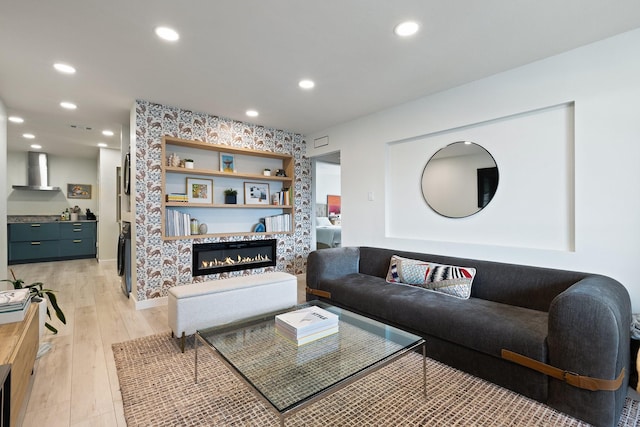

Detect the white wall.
[
  {"left": 315, "top": 161, "right": 341, "bottom": 205},
  {"left": 0, "top": 99, "right": 7, "bottom": 286},
  {"left": 307, "top": 29, "right": 640, "bottom": 311},
  {"left": 98, "top": 148, "right": 120, "bottom": 261},
  {"left": 7, "top": 152, "right": 99, "bottom": 215}
]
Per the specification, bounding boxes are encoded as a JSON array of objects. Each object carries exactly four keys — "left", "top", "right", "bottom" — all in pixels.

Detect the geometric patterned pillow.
[{"left": 385, "top": 255, "right": 476, "bottom": 299}]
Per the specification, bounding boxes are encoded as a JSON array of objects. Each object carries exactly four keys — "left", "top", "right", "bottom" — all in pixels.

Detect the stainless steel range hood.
[{"left": 12, "top": 151, "right": 61, "bottom": 191}]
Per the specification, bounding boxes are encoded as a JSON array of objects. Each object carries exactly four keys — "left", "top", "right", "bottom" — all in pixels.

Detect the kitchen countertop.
[{"left": 7, "top": 215, "right": 98, "bottom": 224}]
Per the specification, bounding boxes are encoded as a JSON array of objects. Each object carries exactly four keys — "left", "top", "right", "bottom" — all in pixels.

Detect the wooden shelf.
[
  {"left": 165, "top": 202, "right": 293, "bottom": 209},
  {"left": 163, "top": 166, "right": 293, "bottom": 183},
  {"left": 161, "top": 136, "right": 295, "bottom": 239},
  {"left": 162, "top": 230, "right": 294, "bottom": 241}
]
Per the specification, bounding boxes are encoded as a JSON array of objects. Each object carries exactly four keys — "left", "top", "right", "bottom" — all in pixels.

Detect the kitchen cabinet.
[
  {"left": 8, "top": 223, "right": 59, "bottom": 262},
  {"left": 59, "top": 222, "right": 97, "bottom": 258},
  {"left": 8, "top": 221, "right": 97, "bottom": 264}
]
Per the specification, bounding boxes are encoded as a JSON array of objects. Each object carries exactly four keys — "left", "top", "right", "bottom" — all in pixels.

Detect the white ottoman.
[{"left": 168, "top": 272, "right": 298, "bottom": 351}]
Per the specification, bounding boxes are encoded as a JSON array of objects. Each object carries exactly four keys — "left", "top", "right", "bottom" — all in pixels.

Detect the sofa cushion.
[
  {"left": 316, "top": 273, "right": 547, "bottom": 362},
  {"left": 385, "top": 255, "right": 476, "bottom": 299}
]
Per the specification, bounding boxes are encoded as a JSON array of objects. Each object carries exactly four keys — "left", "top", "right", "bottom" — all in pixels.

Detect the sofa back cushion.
[{"left": 359, "top": 247, "right": 588, "bottom": 312}]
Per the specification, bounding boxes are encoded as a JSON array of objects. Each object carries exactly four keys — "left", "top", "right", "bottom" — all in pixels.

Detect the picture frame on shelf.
[
  {"left": 244, "top": 182, "right": 270, "bottom": 205},
  {"left": 220, "top": 153, "right": 236, "bottom": 173},
  {"left": 67, "top": 183, "right": 92, "bottom": 199},
  {"left": 187, "top": 178, "right": 213, "bottom": 204}
]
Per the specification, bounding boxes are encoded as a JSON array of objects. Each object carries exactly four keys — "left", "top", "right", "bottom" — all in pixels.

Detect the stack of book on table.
[
  {"left": 0, "top": 289, "right": 32, "bottom": 324},
  {"left": 275, "top": 305, "right": 339, "bottom": 346}
]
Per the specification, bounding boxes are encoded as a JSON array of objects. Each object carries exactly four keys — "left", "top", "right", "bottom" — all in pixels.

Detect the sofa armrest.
[
  {"left": 306, "top": 247, "right": 360, "bottom": 290},
  {"left": 547, "top": 275, "right": 631, "bottom": 426}
]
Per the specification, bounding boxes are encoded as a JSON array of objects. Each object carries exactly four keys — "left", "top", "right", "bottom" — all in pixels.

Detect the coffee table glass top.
[{"left": 197, "top": 301, "right": 423, "bottom": 413}]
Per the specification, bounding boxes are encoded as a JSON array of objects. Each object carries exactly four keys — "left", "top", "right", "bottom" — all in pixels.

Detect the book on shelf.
[
  {"left": 271, "top": 187, "right": 292, "bottom": 206},
  {"left": 165, "top": 208, "right": 192, "bottom": 237},
  {"left": 275, "top": 305, "right": 339, "bottom": 338},
  {"left": 166, "top": 193, "right": 188, "bottom": 202},
  {"left": 263, "top": 213, "right": 292, "bottom": 233}
]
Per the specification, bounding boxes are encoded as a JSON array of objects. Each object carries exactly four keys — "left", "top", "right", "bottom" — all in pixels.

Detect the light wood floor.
[{"left": 10, "top": 259, "right": 307, "bottom": 427}]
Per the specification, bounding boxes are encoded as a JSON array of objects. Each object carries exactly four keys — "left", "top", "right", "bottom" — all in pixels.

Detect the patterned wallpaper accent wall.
[{"left": 133, "top": 100, "right": 311, "bottom": 301}]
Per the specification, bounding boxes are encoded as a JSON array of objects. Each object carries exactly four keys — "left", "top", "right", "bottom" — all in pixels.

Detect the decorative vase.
[
  {"left": 198, "top": 223, "right": 208, "bottom": 235},
  {"left": 225, "top": 195, "right": 237, "bottom": 204},
  {"left": 190, "top": 218, "right": 199, "bottom": 235}
]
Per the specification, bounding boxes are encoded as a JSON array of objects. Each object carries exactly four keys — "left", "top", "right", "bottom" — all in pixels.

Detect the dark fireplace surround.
[{"left": 192, "top": 239, "right": 277, "bottom": 276}]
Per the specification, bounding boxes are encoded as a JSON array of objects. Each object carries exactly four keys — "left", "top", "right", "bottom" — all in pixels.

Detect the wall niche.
[{"left": 133, "top": 100, "right": 311, "bottom": 301}]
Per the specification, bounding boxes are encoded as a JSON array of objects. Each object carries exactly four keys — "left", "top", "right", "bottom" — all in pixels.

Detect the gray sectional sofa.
[{"left": 305, "top": 246, "right": 631, "bottom": 427}]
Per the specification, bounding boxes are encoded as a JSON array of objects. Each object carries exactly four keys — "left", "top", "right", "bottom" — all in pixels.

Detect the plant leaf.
[
  {"left": 45, "top": 291, "right": 66, "bottom": 324},
  {"left": 45, "top": 322, "right": 58, "bottom": 334}
]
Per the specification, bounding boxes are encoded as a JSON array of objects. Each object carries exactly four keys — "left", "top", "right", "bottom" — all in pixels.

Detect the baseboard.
[{"left": 131, "top": 294, "right": 167, "bottom": 310}]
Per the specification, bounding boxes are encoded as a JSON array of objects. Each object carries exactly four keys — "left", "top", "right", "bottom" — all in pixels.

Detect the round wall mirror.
[{"left": 421, "top": 141, "right": 498, "bottom": 218}]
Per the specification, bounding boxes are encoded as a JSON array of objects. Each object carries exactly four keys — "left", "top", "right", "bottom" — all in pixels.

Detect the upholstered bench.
[{"left": 168, "top": 272, "right": 298, "bottom": 351}]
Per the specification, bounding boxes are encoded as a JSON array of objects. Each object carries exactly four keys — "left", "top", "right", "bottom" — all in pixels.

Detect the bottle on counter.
[{"left": 64, "top": 208, "right": 70, "bottom": 221}]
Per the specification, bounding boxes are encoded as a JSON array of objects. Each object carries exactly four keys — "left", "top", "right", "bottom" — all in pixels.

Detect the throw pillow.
[
  {"left": 316, "top": 217, "right": 332, "bottom": 227},
  {"left": 385, "top": 255, "right": 476, "bottom": 299}
]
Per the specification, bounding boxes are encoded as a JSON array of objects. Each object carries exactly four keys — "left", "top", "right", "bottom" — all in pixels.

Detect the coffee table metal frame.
[{"left": 195, "top": 302, "right": 426, "bottom": 426}]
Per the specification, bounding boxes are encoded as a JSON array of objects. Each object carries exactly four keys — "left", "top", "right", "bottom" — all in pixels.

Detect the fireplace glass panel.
[{"left": 193, "top": 239, "right": 277, "bottom": 276}]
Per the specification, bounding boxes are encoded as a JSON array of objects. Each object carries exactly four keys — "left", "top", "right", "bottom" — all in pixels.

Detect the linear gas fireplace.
[{"left": 192, "top": 239, "right": 277, "bottom": 276}]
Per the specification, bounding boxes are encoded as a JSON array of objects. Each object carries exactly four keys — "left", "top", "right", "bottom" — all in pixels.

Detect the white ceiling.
[{"left": 2, "top": 0, "right": 640, "bottom": 159}]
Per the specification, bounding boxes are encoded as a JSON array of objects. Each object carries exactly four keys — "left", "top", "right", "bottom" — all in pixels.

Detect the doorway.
[{"left": 312, "top": 152, "right": 341, "bottom": 250}]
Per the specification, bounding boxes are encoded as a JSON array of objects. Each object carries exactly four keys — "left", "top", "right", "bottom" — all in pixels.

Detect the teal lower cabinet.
[
  {"left": 59, "top": 238, "right": 96, "bottom": 257},
  {"left": 9, "top": 240, "right": 59, "bottom": 262},
  {"left": 59, "top": 222, "right": 96, "bottom": 259},
  {"left": 8, "top": 221, "right": 97, "bottom": 264}
]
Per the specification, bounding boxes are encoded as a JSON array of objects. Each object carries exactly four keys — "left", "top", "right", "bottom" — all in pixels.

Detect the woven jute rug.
[{"left": 113, "top": 333, "right": 640, "bottom": 426}]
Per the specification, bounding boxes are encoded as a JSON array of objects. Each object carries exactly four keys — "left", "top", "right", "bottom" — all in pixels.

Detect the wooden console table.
[{"left": 0, "top": 304, "right": 38, "bottom": 427}]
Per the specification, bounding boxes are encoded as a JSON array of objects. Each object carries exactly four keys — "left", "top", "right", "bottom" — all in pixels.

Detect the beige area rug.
[{"left": 113, "top": 333, "right": 639, "bottom": 426}]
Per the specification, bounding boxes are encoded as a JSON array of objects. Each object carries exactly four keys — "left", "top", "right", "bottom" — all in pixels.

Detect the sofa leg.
[{"left": 181, "top": 332, "right": 185, "bottom": 353}]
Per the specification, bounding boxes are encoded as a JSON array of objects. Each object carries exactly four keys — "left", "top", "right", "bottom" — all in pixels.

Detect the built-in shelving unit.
[{"left": 161, "top": 136, "right": 295, "bottom": 240}]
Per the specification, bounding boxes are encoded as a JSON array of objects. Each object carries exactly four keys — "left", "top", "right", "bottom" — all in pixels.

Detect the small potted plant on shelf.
[
  {"left": 224, "top": 188, "right": 238, "bottom": 204},
  {"left": 2, "top": 269, "right": 66, "bottom": 335},
  {"left": 184, "top": 159, "right": 194, "bottom": 169},
  {"left": 263, "top": 168, "right": 271, "bottom": 176}
]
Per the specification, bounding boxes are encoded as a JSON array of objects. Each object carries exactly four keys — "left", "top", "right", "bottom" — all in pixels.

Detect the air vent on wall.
[{"left": 69, "top": 124, "right": 93, "bottom": 131}]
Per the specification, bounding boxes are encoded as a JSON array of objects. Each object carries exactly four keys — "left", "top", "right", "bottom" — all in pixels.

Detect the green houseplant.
[
  {"left": 3, "top": 269, "right": 66, "bottom": 334},
  {"left": 224, "top": 188, "right": 238, "bottom": 204}
]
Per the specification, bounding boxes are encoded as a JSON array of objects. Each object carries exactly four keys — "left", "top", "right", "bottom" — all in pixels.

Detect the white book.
[
  {"left": 276, "top": 324, "right": 339, "bottom": 346},
  {"left": 0, "top": 299, "right": 31, "bottom": 325},
  {"left": 275, "top": 305, "right": 339, "bottom": 337},
  {"left": 0, "top": 289, "right": 31, "bottom": 306}
]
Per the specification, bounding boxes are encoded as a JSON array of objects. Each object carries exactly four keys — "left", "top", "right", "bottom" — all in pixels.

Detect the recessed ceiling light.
[
  {"left": 23, "top": 133, "right": 35, "bottom": 139},
  {"left": 54, "top": 62, "right": 76, "bottom": 74},
  {"left": 8, "top": 116, "right": 24, "bottom": 123},
  {"left": 155, "top": 26, "right": 180, "bottom": 42},
  {"left": 60, "top": 101, "right": 77, "bottom": 110},
  {"left": 30, "top": 144, "right": 42, "bottom": 149},
  {"left": 298, "top": 79, "right": 315, "bottom": 89},
  {"left": 246, "top": 110, "right": 259, "bottom": 117},
  {"left": 394, "top": 21, "right": 419, "bottom": 37},
  {"left": 98, "top": 142, "right": 108, "bottom": 148},
  {"left": 102, "top": 130, "right": 114, "bottom": 136}
]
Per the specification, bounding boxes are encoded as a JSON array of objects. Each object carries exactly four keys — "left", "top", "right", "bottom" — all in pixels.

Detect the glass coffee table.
[{"left": 195, "top": 301, "right": 426, "bottom": 426}]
